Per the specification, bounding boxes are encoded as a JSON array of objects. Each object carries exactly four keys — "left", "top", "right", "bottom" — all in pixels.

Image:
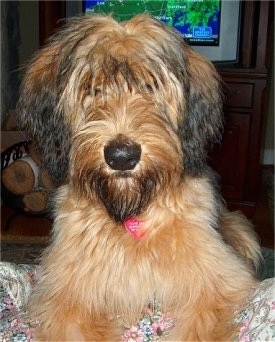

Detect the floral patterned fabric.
[
  {"left": 236, "top": 277, "right": 275, "bottom": 342},
  {"left": 122, "top": 300, "right": 175, "bottom": 341},
  {"left": 0, "top": 262, "right": 38, "bottom": 341},
  {"left": 0, "top": 262, "right": 274, "bottom": 342}
]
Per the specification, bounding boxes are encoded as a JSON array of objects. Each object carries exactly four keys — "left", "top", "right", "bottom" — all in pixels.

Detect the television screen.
[
  {"left": 66, "top": 0, "right": 241, "bottom": 63},
  {"left": 84, "top": 1, "right": 221, "bottom": 47}
]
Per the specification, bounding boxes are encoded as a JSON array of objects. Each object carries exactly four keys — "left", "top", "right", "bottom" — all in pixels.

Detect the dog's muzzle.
[{"left": 104, "top": 136, "right": 141, "bottom": 171}]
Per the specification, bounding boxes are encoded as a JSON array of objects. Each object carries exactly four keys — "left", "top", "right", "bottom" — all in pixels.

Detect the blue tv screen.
[{"left": 84, "top": 0, "right": 221, "bottom": 47}]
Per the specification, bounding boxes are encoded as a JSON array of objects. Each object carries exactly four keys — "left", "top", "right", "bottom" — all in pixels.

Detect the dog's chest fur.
[{"left": 46, "top": 180, "right": 224, "bottom": 327}]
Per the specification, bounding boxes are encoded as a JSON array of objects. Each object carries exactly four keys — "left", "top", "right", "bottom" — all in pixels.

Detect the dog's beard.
[{"left": 92, "top": 170, "right": 157, "bottom": 222}]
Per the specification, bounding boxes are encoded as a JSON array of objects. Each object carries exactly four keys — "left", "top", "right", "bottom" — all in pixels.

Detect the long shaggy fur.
[{"left": 17, "top": 14, "right": 262, "bottom": 341}]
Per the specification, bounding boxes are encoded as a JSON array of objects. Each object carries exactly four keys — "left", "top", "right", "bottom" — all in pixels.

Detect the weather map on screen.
[{"left": 84, "top": 1, "right": 221, "bottom": 46}]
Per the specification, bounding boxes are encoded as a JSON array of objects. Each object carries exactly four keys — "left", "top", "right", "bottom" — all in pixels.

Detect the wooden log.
[
  {"left": 40, "top": 169, "right": 55, "bottom": 190},
  {"left": 23, "top": 190, "right": 49, "bottom": 213},
  {"left": 2, "top": 156, "right": 40, "bottom": 194}
]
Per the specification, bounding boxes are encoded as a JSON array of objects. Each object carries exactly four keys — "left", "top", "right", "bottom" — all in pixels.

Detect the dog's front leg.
[{"left": 33, "top": 307, "right": 124, "bottom": 341}]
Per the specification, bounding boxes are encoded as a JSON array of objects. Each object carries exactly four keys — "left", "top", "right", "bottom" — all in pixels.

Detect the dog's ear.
[
  {"left": 17, "top": 39, "right": 72, "bottom": 187},
  {"left": 16, "top": 15, "right": 121, "bottom": 187},
  {"left": 178, "top": 48, "right": 223, "bottom": 176}
]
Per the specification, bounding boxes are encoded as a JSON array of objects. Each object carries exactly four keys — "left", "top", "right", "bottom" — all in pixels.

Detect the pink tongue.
[{"left": 124, "top": 218, "right": 146, "bottom": 240}]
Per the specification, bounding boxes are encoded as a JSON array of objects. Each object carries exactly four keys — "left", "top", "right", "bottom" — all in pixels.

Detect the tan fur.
[
  {"left": 31, "top": 180, "right": 257, "bottom": 341},
  {"left": 18, "top": 14, "right": 261, "bottom": 341},
  {"left": 220, "top": 211, "right": 263, "bottom": 270}
]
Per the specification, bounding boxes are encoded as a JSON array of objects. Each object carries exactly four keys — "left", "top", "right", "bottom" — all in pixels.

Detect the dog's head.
[{"left": 18, "top": 14, "right": 222, "bottom": 222}]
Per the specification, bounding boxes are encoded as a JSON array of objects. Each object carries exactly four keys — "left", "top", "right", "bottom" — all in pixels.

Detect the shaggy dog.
[{"left": 18, "top": 14, "right": 262, "bottom": 341}]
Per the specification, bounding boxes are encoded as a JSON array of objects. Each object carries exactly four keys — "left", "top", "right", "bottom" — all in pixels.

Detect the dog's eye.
[
  {"left": 145, "top": 84, "right": 153, "bottom": 92},
  {"left": 82, "top": 84, "right": 91, "bottom": 96},
  {"left": 94, "top": 88, "right": 102, "bottom": 98},
  {"left": 144, "top": 80, "right": 159, "bottom": 93}
]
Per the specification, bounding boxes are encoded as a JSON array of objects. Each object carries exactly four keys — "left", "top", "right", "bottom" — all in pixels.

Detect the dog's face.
[{"left": 18, "top": 14, "right": 222, "bottom": 222}]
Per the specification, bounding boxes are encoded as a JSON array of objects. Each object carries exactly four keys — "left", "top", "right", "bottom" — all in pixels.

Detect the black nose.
[{"left": 104, "top": 138, "right": 141, "bottom": 171}]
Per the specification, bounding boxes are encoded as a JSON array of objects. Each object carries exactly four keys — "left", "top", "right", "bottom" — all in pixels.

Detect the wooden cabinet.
[
  {"left": 211, "top": 112, "right": 250, "bottom": 200},
  {"left": 225, "top": 82, "right": 254, "bottom": 108},
  {"left": 209, "top": 76, "right": 267, "bottom": 217},
  {"left": 209, "top": 0, "right": 273, "bottom": 218}
]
